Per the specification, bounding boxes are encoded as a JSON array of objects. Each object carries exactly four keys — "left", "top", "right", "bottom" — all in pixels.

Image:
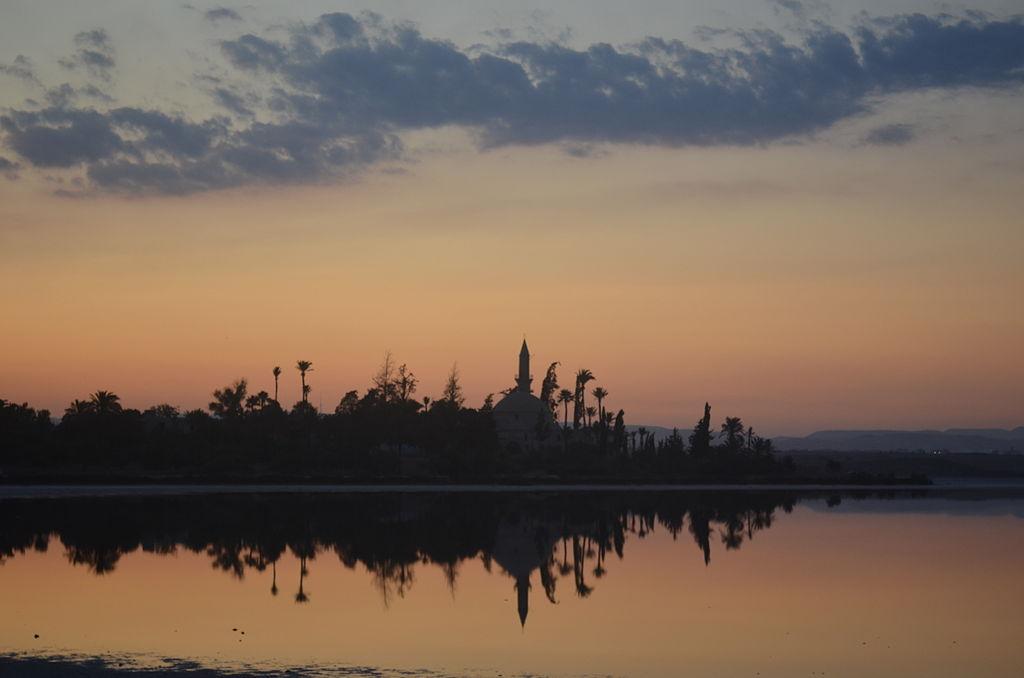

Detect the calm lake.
[{"left": 1, "top": 487, "right": 1022, "bottom": 677}]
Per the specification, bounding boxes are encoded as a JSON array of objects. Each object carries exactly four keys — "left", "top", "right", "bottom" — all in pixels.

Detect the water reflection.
[{"left": 0, "top": 489, "right": 954, "bottom": 626}]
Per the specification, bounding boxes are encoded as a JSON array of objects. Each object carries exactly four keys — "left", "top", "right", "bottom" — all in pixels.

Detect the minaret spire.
[{"left": 516, "top": 339, "right": 532, "bottom": 393}]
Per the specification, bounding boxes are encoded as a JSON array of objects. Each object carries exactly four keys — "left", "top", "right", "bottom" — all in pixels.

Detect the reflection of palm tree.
[
  {"left": 559, "top": 537, "right": 572, "bottom": 576},
  {"left": 572, "top": 536, "right": 593, "bottom": 597},
  {"left": 271, "top": 560, "right": 278, "bottom": 596},
  {"left": 272, "top": 366, "right": 281, "bottom": 402},
  {"left": 295, "top": 556, "right": 309, "bottom": 603},
  {"left": 295, "top": 360, "right": 313, "bottom": 403}
]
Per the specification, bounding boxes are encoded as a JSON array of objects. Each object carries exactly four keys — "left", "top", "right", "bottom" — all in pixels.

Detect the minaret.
[
  {"left": 516, "top": 339, "right": 532, "bottom": 393},
  {"left": 516, "top": 572, "right": 530, "bottom": 628}
]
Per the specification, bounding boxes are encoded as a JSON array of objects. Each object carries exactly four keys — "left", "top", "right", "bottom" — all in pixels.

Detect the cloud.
[
  {"left": 205, "top": 7, "right": 243, "bottom": 23},
  {"left": 2, "top": 11, "right": 1023, "bottom": 195},
  {"left": 863, "top": 123, "right": 915, "bottom": 146},
  {"left": 1, "top": 108, "right": 125, "bottom": 168},
  {"left": 0, "top": 55, "right": 40, "bottom": 86},
  {"left": 212, "top": 87, "right": 255, "bottom": 117},
  {"left": 59, "top": 28, "right": 116, "bottom": 80},
  {"left": 74, "top": 29, "right": 113, "bottom": 51},
  {"left": 43, "top": 83, "right": 114, "bottom": 108}
]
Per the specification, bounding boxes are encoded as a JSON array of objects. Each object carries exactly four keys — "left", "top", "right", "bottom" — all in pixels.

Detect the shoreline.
[{"left": 2, "top": 480, "right": 1022, "bottom": 499}]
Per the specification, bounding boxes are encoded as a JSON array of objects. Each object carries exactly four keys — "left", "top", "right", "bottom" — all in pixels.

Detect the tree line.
[{"left": 0, "top": 353, "right": 788, "bottom": 481}]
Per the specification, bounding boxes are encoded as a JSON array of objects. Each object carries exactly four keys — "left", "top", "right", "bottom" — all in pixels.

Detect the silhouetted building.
[{"left": 493, "top": 340, "right": 553, "bottom": 448}]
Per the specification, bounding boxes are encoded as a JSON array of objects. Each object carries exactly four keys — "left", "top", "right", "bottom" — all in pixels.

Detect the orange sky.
[{"left": 2, "top": 135, "right": 1022, "bottom": 434}]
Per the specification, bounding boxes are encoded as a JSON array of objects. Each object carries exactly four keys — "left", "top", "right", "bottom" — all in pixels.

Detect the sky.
[{"left": 0, "top": 0, "right": 1022, "bottom": 435}]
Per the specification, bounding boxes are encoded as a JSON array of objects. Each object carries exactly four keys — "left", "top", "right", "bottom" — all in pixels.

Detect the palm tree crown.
[{"left": 89, "top": 391, "right": 122, "bottom": 415}]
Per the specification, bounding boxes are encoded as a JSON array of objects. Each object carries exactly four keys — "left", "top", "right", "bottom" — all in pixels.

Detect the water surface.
[{"left": 1, "top": 488, "right": 1021, "bottom": 677}]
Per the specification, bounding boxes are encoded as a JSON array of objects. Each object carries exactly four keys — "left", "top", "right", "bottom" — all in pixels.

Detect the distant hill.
[{"left": 773, "top": 428, "right": 1024, "bottom": 453}]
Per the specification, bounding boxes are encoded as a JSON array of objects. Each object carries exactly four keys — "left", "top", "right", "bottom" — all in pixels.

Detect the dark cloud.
[
  {"left": 43, "top": 83, "right": 112, "bottom": 108},
  {"left": 0, "top": 156, "right": 19, "bottom": 178},
  {"left": 1, "top": 108, "right": 126, "bottom": 167},
  {"left": 2, "top": 11, "right": 1023, "bottom": 195},
  {"left": 215, "top": 12, "right": 1024, "bottom": 149},
  {"left": 205, "top": 7, "right": 242, "bottom": 23},
  {"left": 212, "top": 87, "right": 255, "bottom": 117},
  {"left": 60, "top": 28, "right": 116, "bottom": 80},
  {"left": 863, "top": 123, "right": 915, "bottom": 146},
  {"left": 74, "top": 29, "right": 113, "bottom": 50},
  {"left": 0, "top": 55, "right": 40, "bottom": 85}
]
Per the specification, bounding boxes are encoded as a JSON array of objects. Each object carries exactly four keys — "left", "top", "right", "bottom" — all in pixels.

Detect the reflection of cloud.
[{"left": 2, "top": 11, "right": 1024, "bottom": 195}]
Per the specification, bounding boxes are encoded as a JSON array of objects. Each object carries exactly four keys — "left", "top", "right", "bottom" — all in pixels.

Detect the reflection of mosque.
[
  {"left": 490, "top": 515, "right": 559, "bottom": 627},
  {"left": 0, "top": 492, "right": 796, "bottom": 628}
]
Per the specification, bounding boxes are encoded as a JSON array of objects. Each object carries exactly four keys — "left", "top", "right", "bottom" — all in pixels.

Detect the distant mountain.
[{"left": 773, "top": 428, "right": 1024, "bottom": 453}]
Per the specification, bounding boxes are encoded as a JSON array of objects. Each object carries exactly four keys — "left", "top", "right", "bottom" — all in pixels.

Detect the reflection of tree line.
[{"left": 0, "top": 491, "right": 855, "bottom": 624}]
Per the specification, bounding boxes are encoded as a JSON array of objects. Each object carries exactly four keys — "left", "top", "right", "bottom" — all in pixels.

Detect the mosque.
[{"left": 493, "top": 340, "right": 554, "bottom": 447}]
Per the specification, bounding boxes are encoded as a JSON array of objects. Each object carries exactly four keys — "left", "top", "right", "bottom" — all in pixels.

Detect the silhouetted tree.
[
  {"left": 573, "top": 369, "right": 595, "bottom": 429},
  {"left": 90, "top": 391, "right": 122, "bottom": 415},
  {"left": 539, "top": 362, "right": 560, "bottom": 412},
  {"left": 396, "top": 363, "right": 418, "bottom": 402},
  {"left": 210, "top": 380, "right": 247, "bottom": 418},
  {"left": 720, "top": 417, "right": 745, "bottom": 453},
  {"left": 272, "top": 366, "right": 282, "bottom": 402},
  {"left": 690, "top": 402, "right": 713, "bottom": 457},
  {"left": 372, "top": 351, "right": 398, "bottom": 403},
  {"left": 591, "top": 387, "right": 608, "bottom": 429},
  {"left": 146, "top": 404, "right": 179, "bottom": 419},
  {"left": 296, "top": 360, "right": 313, "bottom": 403},
  {"left": 441, "top": 363, "right": 464, "bottom": 408},
  {"left": 557, "top": 389, "right": 573, "bottom": 430},
  {"left": 613, "top": 410, "right": 626, "bottom": 454},
  {"left": 64, "top": 399, "right": 93, "bottom": 418},
  {"left": 335, "top": 390, "right": 359, "bottom": 415}
]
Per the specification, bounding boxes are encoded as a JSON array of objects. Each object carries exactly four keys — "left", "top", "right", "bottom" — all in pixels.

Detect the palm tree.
[
  {"left": 272, "top": 366, "right": 282, "bottom": 402},
  {"left": 585, "top": 406, "right": 597, "bottom": 427},
  {"left": 591, "top": 387, "right": 608, "bottom": 427},
  {"left": 295, "top": 360, "right": 313, "bottom": 403},
  {"left": 64, "top": 399, "right": 94, "bottom": 417},
  {"left": 720, "top": 416, "right": 745, "bottom": 452},
  {"left": 89, "top": 391, "right": 122, "bottom": 415},
  {"left": 557, "top": 389, "right": 573, "bottom": 430},
  {"left": 573, "top": 369, "right": 595, "bottom": 429}
]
